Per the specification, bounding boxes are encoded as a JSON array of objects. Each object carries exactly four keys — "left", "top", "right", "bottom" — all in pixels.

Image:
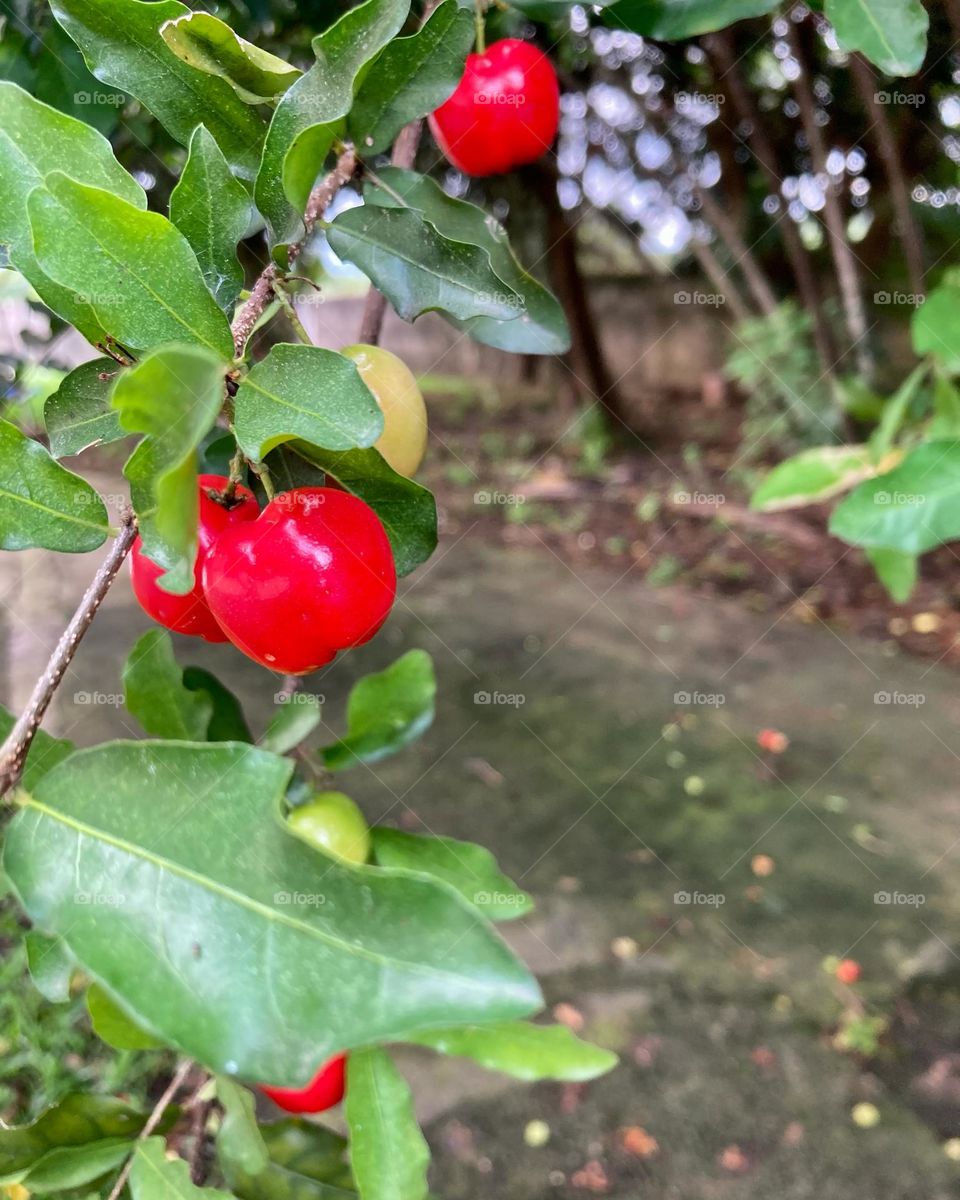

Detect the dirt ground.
[{"left": 418, "top": 373, "right": 960, "bottom": 673}]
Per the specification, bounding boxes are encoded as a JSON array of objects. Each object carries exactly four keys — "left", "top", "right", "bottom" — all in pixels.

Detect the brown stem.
[
  {"left": 704, "top": 30, "right": 837, "bottom": 377},
  {"left": 691, "top": 236, "right": 752, "bottom": 322},
  {"left": 695, "top": 185, "right": 778, "bottom": 315},
  {"left": 785, "top": 17, "right": 873, "bottom": 382},
  {"left": 357, "top": 119, "right": 424, "bottom": 345},
  {"left": 0, "top": 511, "right": 138, "bottom": 798},
  {"left": 105, "top": 1059, "right": 194, "bottom": 1200},
  {"left": 848, "top": 52, "right": 925, "bottom": 298},
  {"left": 231, "top": 147, "right": 359, "bottom": 357}
]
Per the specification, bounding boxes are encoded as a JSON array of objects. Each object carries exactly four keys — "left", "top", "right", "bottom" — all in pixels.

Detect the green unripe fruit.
[
  {"left": 341, "top": 344, "right": 427, "bottom": 478},
  {"left": 288, "top": 791, "right": 371, "bottom": 865}
]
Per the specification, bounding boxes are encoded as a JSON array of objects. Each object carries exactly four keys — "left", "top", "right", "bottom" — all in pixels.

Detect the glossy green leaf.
[
  {"left": 115, "top": 345, "right": 227, "bottom": 591},
  {"left": 751, "top": 444, "right": 878, "bottom": 512},
  {"left": 256, "top": 0, "right": 410, "bottom": 254},
  {"left": 349, "top": 0, "right": 474, "bottom": 155},
  {"left": 160, "top": 12, "right": 300, "bottom": 103},
  {"left": 216, "top": 1078, "right": 269, "bottom": 1177},
  {"left": 130, "top": 1138, "right": 234, "bottom": 1200},
  {"left": 345, "top": 1050, "right": 428, "bottom": 1200},
  {"left": 830, "top": 441, "right": 960, "bottom": 553},
  {"left": 0, "top": 705, "right": 74, "bottom": 791},
  {"left": 18, "top": 1139, "right": 133, "bottom": 1191},
  {"left": 29, "top": 173, "right": 234, "bottom": 359},
  {"left": 286, "top": 443, "right": 437, "bottom": 576},
  {"left": 322, "top": 651, "right": 435, "bottom": 770},
  {"left": 170, "top": 126, "right": 252, "bottom": 314},
  {"left": 50, "top": 0, "right": 266, "bottom": 178},
  {"left": 825, "top": 0, "right": 928, "bottom": 75},
  {"left": 371, "top": 828, "right": 532, "bottom": 921},
  {"left": 367, "top": 168, "right": 569, "bottom": 354},
  {"left": 182, "top": 667, "right": 253, "bottom": 743},
  {"left": 25, "top": 931, "right": 73, "bottom": 1003},
  {"left": 87, "top": 983, "right": 164, "bottom": 1050},
  {"left": 913, "top": 279, "right": 960, "bottom": 371},
  {"left": 260, "top": 696, "right": 323, "bottom": 756},
  {"left": 409, "top": 1021, "right": 617, "bottom": 1081},
  {"left": 326, "top": 206, "right": 524, "bottom": 326},
  {"left": 234, "top": 344, "right": 383, "bottom": 463},
  {"left": 44, "top": 359, "right": 125, "bottom": 459},
  {"left": 0, "top": 1095, "right": 147, "bottom": 1185},
  {"left": 0, "top": 80, "right": 144, "bottom": 343},
  {"left": 123, "top": 631, "right": 214, "bottom": 740},
  {"left": 929, "top": 373, "right": 960, "bottom": 439},
  {"left": 604, "top": 0, "right": 778, "bottom": 37},
  {"left": 866, "top": 546, "right": 918, "bottom": 603},
  {"left": 4, "top": 742, "right": 542, "bottom": 1084},
  {"left": 869, "top": 364, "right": 926, "bottom": 461},
  {"left": 0, "top": 419, "right": 109, "bottom": 552},
  {"left": 221, "top": 1120, "right": 354, "bottom": 1200}
]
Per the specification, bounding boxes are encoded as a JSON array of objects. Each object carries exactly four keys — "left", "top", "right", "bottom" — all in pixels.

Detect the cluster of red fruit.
[
  {"left": 430, "top": 37, "right": 560, "bottom": 177},
  {"left": 131, "top": 346, "right": 425, "bottom": 675}
]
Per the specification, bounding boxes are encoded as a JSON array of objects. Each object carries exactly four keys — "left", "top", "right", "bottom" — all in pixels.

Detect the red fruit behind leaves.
[
  {"left": 261, "top": 1054, "right": 346, "bottom": 1114},
  {"left": 429, "top": 39, "right": 559, "bottom": 177},
  {"left": 130, "top": 474, "right": 258, "bottom": 642}
]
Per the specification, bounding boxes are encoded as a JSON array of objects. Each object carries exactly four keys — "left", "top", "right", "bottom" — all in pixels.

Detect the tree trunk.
[
  {"left": 848, "top": 52, "right": 925, "bottom": 299},
  {"left": 529, "top": 165, "right": 631, "bottom": 430},
  {"left": 704, "top": 30, "right": 838, "bottom": 378},
  {"left": 785, "top": 17, "right": 874, "bottom": 383}
]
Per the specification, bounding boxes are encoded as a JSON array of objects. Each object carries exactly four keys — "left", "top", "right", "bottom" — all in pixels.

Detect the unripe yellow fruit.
[
  {"left": 287, "top": 791, "right": 371, "bottom": 865},
  {"left": 341, "top": 344, "right": 427, "bottom": 477}
]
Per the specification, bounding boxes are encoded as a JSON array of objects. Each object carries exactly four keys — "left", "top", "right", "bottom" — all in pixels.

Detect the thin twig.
[
  {"left": 0, "top": 510, "right": 138, "bottom": 798},
  {"left": 106, "top": 1059, "right": 195, "bottom": 1200},
  {"left": 231, "top": 146, "right": 360, "bottom": 358},
  {"left": 271, "top": 279, "right": 313, "bottom": 344}
]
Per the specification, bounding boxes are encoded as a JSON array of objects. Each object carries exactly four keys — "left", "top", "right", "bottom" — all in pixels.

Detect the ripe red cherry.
[
  {"left": 130, "top": 474, "right": 258, "bottom": 642},
  {"left": 261, "top": 1054, "right": 346, "bottom": 1114},
  {"left": 429, "top": 38, "right": 559, "bottom": 177},
  {"left": 202, "top": 487, "right": 396, "bottom": 674}
]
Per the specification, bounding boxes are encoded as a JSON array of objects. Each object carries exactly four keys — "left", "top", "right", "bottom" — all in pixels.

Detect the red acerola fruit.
[
  {"left": 429, "top": 38, "right": 560, "bottom": 177},
  {"left": 202, "top": 487, "right": 396, "bottom": 674},
  {"left": 261, "top": 1054, "right": 347, "bottom": 1114},
  {"left": 130, "top": 474, "right": 258, "bottom": 643},
  {"left": 835, "top": 958, "right": 862, "bottom": 985}
]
